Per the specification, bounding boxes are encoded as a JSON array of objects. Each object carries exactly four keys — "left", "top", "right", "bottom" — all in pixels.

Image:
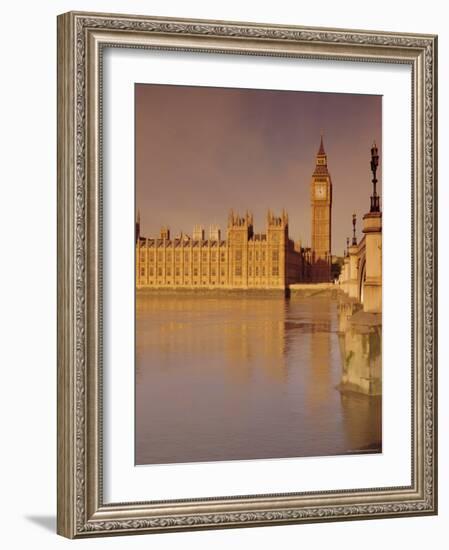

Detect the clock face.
[{"left": 315, "top": 183, "right": 327, "bottom": 200}]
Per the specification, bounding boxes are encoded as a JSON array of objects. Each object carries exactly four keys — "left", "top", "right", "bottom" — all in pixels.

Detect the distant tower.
[
  {"left": 310, "top": 135, "right": 332, "bottom": 282},
  {"left": 227, "top": 210, "right": 254, "bottom": 287},
  {"left": 267, "top": 209, "right": 288, "bottom": 287}
]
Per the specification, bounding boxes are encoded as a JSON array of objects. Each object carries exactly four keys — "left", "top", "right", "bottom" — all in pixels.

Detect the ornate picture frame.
[{"left": 57, "top": 11, "right": 437, "bottom": 538}]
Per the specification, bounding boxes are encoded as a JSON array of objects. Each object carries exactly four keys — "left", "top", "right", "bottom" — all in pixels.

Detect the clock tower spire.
[{"left": 310, "top": 134, "right": 332, "bottom": 282}]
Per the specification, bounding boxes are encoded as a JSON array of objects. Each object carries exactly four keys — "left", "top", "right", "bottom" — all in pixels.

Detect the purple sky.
[{"left": 136, "top": 84, "right": 382, "bottom": 256}]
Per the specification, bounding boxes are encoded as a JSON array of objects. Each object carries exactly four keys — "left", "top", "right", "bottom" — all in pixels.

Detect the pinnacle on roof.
[{"left": 317, "top": 134, "right": 326, "bottom": 156}]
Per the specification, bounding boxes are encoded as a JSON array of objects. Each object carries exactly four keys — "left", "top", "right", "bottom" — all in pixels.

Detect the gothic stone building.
[
  {"left": 136, "top": 137, "right": 333, "bottom": 290},
  {"left": 136, "top": 210, "right": 312, "bottom": 290}
]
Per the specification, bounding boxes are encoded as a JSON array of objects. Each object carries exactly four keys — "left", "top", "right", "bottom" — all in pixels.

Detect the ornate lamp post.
[
  {"left": 352, "top": 212, "right": 357, "bottom": 245},
  {"left": 370, "top": 141, "right": 380, "bottom": 212},
  {"left": 362, "top": 141, "right": 382, "bottom": 313}
]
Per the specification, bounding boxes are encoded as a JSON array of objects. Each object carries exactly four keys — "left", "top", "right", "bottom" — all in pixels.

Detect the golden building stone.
[{"left": 136, "top": 209, "right": 312, "bottom": 290}]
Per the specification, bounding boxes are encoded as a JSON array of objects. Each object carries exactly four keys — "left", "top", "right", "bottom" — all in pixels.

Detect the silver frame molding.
[{"left": 57, "top": 11, "right": 438, "bottom": 538}]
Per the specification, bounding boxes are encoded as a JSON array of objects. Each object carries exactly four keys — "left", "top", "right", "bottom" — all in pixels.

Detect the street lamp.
[
  {"left": 352, "top": 212, "right": 357, "bottom": 245},
  {"left": 370, "top": 141, "right": 380, "bottom": 213}
]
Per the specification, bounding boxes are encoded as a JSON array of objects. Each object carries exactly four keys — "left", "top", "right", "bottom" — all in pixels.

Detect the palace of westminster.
[{"left": 136, "top": 137, "right": 334, "bottom": 290}]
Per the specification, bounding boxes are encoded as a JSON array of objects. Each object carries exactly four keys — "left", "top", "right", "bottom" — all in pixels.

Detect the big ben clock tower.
[{"left": 310, "top": 135, "right": 332, "bottom": 282}]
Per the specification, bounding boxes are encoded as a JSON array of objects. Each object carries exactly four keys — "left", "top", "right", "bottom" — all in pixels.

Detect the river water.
[{"left": 135, "top": 293, "right": 381, "bottom": 465}]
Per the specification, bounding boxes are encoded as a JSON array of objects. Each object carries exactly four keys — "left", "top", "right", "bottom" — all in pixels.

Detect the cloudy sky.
[{"left": 136, "top": 84, "right": 382, "bottom": 255}]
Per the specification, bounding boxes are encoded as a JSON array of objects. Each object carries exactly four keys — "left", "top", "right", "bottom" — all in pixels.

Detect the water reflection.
[{"left": 136, "top": 293, "right": 381, "bottom": 465}]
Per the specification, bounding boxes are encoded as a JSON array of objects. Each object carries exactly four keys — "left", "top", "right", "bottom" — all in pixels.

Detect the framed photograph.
[{"left": 57, "top": 11, "right": 437, "bottom": 538}]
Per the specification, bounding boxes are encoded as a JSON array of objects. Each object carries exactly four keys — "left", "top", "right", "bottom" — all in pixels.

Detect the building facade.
[
  {"left": 136, "top": 210, "right": 312, "bottom": 290},
  {"left": 136, "top": 136, "right": 333, "bottom": 290}
]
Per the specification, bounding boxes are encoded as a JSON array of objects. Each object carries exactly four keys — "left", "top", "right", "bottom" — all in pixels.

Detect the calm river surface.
[{"left": 136, "top": 293, "right": 381, "bottom": 465}]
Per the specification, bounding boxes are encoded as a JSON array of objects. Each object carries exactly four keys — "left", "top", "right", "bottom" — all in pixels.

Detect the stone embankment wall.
[{"left": 337, "top": 295, "right": 382, "bottom": 396}]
